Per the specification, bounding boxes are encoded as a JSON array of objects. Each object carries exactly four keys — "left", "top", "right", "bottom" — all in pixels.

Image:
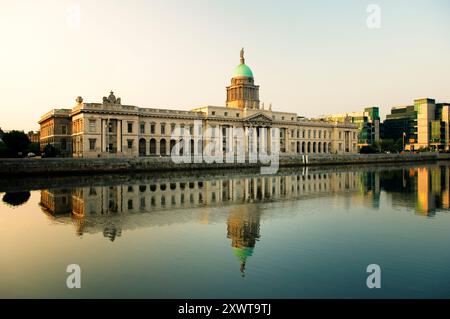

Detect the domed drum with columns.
[{"left": 226, "top": 48, "right": 260, "bottom": 110}]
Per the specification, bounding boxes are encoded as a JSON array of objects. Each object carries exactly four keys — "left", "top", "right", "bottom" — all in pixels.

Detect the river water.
[{"left": 1, "top": 163, "right": 450, "bottom": 298}]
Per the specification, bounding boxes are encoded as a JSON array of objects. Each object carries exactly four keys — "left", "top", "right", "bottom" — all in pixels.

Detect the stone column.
[
  {"left": 102, "top": 119, "right": 107, "bottom": 152},
  {"left": 244, "top": 126, "right": 249, "bottom": 162},
  {"left": 116, "top": 120, "right": 122, "bottom": 153},
  {"left": 156, "top": 138, "right": 160, "bottom": 156}
]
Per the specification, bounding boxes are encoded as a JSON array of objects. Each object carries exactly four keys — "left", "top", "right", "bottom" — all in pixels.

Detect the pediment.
[{"left": 245, "top": 113, "right": 273, "bottom": 124}]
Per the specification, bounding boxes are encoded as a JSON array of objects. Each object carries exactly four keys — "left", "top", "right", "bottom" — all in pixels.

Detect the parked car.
[{"left": 27, "top": 152, "right": 36, "bottom": 158}]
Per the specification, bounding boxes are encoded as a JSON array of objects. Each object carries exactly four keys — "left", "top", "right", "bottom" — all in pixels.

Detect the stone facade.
[
  {"left": 38, "top": 109, "right": 72, "bottom": 157},
  {"left": 39, "top": 50, "right": 359, "bottom": 158},
  {"left": 316, "top": 107, "right": 380, "bottom": 148}
]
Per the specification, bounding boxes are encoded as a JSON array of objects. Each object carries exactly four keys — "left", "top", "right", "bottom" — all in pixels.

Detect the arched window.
[
  {"left": 139, "top": 138, "right": 146, "bottom": 157},
  {"left": 170, "top": 139, "right": 176, "bottom": 155},
  {"left": 149, "top": 138, "right": 157, "bottom": 155},
  {"left": 160, "top": 139, "right": 167, "bottom": 156}
]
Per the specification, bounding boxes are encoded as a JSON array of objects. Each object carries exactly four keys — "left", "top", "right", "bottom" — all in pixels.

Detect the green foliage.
[
  {"left": 27, "top": 142, "right": 41, "bottom": 155},
  {"left": 2, "top": 130, "right": 30, "bottom": 157},
  {"left": 376, "top": 138, "right": 403, "bottom": 153},
  {"left": 43, "top": 144, "right": 57, "bottom": 157},
  {"left": 359, "top": 145, "right": 378, "bottom": 154},
  {"left": 2, "top": 192, "right": 31, "bottom": 207},
  {"left": 0, "top": 141, "right": 10, "bottom": 157}
]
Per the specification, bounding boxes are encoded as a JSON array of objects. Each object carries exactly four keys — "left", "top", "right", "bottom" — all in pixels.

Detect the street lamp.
[{"left": 402, "top": 132, "right": 406, "bottom": 152}]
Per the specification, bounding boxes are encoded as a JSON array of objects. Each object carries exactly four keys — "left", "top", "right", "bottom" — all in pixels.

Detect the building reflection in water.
[
  {"left": 38, "top": 165, "right": 450, "bottom": 272},
  {"left": 227, "top": 206, "right": 261, "bottom": 277},
  {"left": 377, "top": 165, "right": 450, "bottom": 216}
]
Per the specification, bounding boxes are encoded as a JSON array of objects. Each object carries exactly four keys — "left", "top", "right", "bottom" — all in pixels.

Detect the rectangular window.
[
  {"left": 224, "top": 112, "right": 228, "bottom": 116},
  {"left": 127, "top": 122, "right": 133, "bottom": 133},
  {"left": 89, "top": 138, "right": 96, "bottom": 150},
  {"left": 89, "top": 120, "right": 96, "bottom": 133},
  {"left": 127, "top": 139, "right": 133, "bottom": 149},
  {"left": 189, "top": 126, "right": 193, "bottom": 135},
  {"left": 61, "top": 138, "right": 67, "bottom": 150},
  {"left": 339, "top": 132, "right": 342, "bottom": 139},
  {"left": 161, "top": 124, "right": 166, "bottom": 135},
  {"left": 150, "top": 124, "right": 155, "bottom": 134},
  {"left": 212, "top": 111, "right": 216, "bottom": 116},
  {"left": 236, "top": 113, "right": 240, "bottom": 118},
  {"left": 140, "top": 123, "right": 145, "bottom": 134},
  {"left": 61, "top": 125, "right": 67, "bottom": 135}
]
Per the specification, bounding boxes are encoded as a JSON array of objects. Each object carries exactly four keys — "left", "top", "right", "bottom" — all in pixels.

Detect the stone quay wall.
[{"left": 1, "top": 153, "right": 450, "bottom": 177}]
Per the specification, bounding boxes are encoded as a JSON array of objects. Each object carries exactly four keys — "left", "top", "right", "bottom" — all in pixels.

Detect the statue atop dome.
[{"left": 240, "top": 47, "right": 245, "bottom": 64}]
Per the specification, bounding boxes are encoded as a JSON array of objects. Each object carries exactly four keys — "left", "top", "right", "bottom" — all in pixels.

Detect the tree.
[
  {"left": 2, "top": 192, "right": 31, "bottom": 207},
  {"left": 2, "top": 130, "right": 30, "bottom": 157},
  {"left": 43, "top": 143, "right": 57, "bottom": 157},
  {"left": 360, "top": 145, "right": 378, "bottom": 154},
  {"left": 378, "top": 139, "right": 403, "bottom": 153},
  {"left": 27, "top": 142, "right": 41, "bottom": 155},
  {"left": 0, "top": 141, "right": 9, "bottom": 157}
]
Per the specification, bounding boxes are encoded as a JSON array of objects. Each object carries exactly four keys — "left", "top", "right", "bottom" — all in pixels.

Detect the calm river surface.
[{"left": 1, "top": 163, "right": 450, "bottom": 298}]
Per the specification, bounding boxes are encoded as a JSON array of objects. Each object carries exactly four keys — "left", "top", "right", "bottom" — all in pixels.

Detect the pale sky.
[{"left": 1, "top": 0, "right": 449, "bottom": 131}]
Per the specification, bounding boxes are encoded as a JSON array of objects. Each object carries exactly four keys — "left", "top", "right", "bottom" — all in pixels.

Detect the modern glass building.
[{"left": 383, "top": 98, "right": 450, "bottom": 151}]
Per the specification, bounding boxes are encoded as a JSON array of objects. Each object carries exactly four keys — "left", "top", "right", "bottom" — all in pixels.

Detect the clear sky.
[{"left": 1, "top": 0, "right": 449, "bottom": 131}]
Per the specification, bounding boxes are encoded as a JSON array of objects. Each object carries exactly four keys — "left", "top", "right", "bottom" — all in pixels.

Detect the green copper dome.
[
  {"left": 232, "top": 247, "right": 254, "bottom": 263},
  {"left": 233, "top": 63, "right": 254, "bottom": 78}
]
